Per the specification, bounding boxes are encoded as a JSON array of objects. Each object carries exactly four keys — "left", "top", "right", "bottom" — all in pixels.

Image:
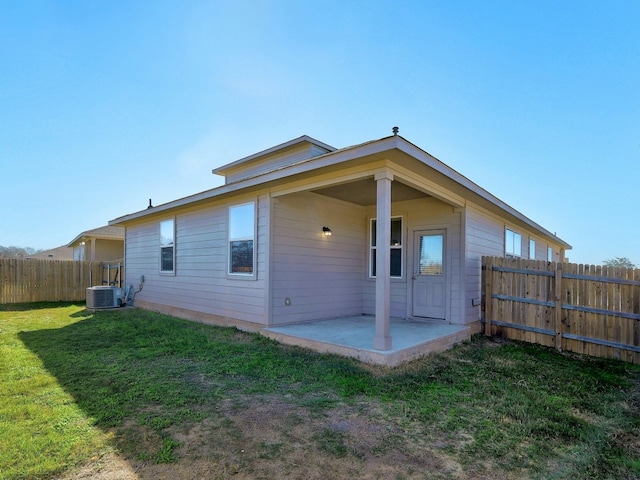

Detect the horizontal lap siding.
[
  {"left": 124, "top": 195, "right": 268, "bottom": 325},
  {"left": 271, "top": 193, "right": 366, "bottom": 324},
  {"left": 465, "top": 207, "right": 506, "bottom": 324},
  {"left": 225, "top": 144, "right": 320, "bottom": 183},
  {"left": 92, "top": 239, "right": 124, "bottom": 262}
]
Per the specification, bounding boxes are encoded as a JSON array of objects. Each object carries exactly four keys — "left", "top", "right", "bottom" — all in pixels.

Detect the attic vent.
[{"left": 392, "top": 126, "right": 399, "bottom": 136}]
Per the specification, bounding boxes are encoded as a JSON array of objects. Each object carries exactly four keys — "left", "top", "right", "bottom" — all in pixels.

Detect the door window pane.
[{"left": 419, "top": 235, "right": 443, "bottom": 275}]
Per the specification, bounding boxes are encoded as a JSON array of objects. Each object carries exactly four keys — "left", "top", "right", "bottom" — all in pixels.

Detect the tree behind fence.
[
  {"left": 483, "top": 256, "right": 640, "bottom": 364},
  {"left": 0, "top": 259, "right": 106, "bottom": 303}
]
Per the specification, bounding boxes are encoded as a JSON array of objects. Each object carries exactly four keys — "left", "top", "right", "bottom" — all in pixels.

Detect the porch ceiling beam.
[
  {"left": 268, "top": 160, "right": 389, "bottom": 198},
  {"left": 388, "top": 164, "right": 465, "bottom": 208}
]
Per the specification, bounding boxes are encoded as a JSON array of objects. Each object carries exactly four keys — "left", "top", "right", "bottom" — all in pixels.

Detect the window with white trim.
[
  {"left": 160, "top": 219, "right": 175, "bottom": 273},
  {"left": 370, "top": 216, "right": 402, "bottom": 277},
  {"left": 229, "top": 202, "right": 255, "bottom": 275},
  {"left": 529, "top": 238, "right": 536, "bottom": 260},
  {"left": 505, "top": 228, "right": 522, "bottom": 258},
  {"left": 547, "top": 246, "right": 553, "bottom": 262}
]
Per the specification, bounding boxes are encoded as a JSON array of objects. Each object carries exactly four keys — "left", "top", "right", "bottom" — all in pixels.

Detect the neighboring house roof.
[
  {"left": 110, "top": 134, "right": 571, "bottom": 250},
  {"left": 28, "top": 245, "right": 74, "bottom": 260},
  {"left": 66, "top": 225, "right": 125, "bottom": 248}
]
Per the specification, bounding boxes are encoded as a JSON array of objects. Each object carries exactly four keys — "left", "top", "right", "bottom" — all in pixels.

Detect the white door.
[{"left": 412, "top": 231, "right": 446, "bottom": 320}]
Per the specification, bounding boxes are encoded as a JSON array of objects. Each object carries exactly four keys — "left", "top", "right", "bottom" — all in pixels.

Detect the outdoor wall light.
[{"left": 322, "top": 226, "right": 332, "bottom": 236}]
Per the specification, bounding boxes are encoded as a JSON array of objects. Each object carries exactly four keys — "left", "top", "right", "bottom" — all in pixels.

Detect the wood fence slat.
[
  {"left": 634, "top": 268, "right": 640, "bottom": 364},
  {"left": 620, "top": 267, "right": 633, "bottom": 362},
  {"left": 484, "top": 256, "right": 493, "bottom": 336},
  {"left": 555, "top": 262, "right": 563, "bottom": 351},
  {"left": 582, "top": 264, "right": 592, "bottom": 357}
]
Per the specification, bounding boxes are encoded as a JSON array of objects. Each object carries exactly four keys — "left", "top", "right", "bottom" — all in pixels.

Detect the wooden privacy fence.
[
  {"left": 0, "top": 259, "right": 111, "bottom": 304},
  {"left": 483, "top": 256, "right": 640, "bottom": 364}
]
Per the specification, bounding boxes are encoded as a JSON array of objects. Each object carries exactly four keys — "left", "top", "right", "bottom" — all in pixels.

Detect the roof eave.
[{"left": 109, "top": 135, "right": 571, "bottom": 249}]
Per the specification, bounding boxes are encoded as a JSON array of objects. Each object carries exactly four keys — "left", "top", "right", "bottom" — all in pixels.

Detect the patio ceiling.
[{"left": 312, "top": 178, "right": 429, "bottom": 206}]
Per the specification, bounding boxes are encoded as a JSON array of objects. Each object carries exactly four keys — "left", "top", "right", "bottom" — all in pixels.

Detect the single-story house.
[
  {"left": 67, "top": 225, "right": 125, "bottom": 262},
  {"left": 110, "top": 131, "right": 571, "bottom": 365}
]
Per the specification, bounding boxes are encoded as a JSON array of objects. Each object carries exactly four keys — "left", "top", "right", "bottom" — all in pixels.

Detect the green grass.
[{"left": 1, "top": 302, "right": 639, "bottom": 479}]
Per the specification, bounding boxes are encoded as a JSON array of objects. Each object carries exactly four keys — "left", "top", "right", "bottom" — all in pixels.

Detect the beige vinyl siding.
[
  {"left": 464, "top": 206, "right": 504, "bottom": 324},
  {"left": 88, "top": 239, "right": 123, "bottom": 261},
  {"left": 224, "top": 144, "right": 330, "bottom": 184},
  {"left": 271, "top": 192, "right": 366, "bottom": 325},
  {"left": 124, "top": 195, "right": 269, "bottom": 325}
]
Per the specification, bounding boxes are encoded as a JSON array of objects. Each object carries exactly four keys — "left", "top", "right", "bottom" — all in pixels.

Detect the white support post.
[{"left": 374, "top": 171, "right": 393, "bottom": 350}]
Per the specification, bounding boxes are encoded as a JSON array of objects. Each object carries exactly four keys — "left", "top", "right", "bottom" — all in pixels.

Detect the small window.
[
  {"left": 229, "top": 202, "right": 255, "bottom": 275},
  {"left": 73, "top": 243, "right": 85, "bottom": 261},
  {"left": 370, "top": 216, "right": 402, "bottom": 277},
  {"left": 160, "top": 219, "right": 175, "bottom": 273},
  {"left": 505, "top": 228, "right": 522, "bottom": 257},
  {"left": 547, "top": 246, "right": 553, "bottom": 262},
  {"left": 529, "top": 238, "right": 536, "bottom": 260}
]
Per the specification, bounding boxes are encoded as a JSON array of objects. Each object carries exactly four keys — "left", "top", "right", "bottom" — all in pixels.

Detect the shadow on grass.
[
  {"left": 0, "top": 301, "right": 84, "bottom": 312},
  {"left": 16, "top": 307, "right": 368, "bottom": 463}
]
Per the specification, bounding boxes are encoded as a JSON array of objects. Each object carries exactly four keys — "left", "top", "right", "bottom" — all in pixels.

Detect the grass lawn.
[{"left": 1, "top": 303, "right": 639, "bottom": 479}]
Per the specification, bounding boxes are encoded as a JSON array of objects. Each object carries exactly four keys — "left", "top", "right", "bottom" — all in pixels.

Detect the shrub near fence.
[
  {"left": 0, "top": 259, "right": 105, "bottom": 304},
  {"left": 483, "top": 256, "right": 640, "bottom": 364}
]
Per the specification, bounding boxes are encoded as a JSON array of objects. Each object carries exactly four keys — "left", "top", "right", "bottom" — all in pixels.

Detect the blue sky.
[{"left": 1, "top": 1, "right": 638, "bottom": 265}]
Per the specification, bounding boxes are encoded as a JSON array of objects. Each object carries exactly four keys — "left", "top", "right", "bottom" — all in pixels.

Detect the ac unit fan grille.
[{"left": 86, "top": 286, "right": 121, "bottom": 309}]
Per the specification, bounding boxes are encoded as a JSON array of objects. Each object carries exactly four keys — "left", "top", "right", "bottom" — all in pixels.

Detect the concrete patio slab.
[{"left": 262, "top": 316, "right": 471, "bottom": 367}]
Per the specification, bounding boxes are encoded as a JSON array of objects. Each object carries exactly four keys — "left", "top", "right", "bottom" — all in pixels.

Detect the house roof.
[
  {"left": 27, "top": 245, "right": 74, "bottom": 260},
  {"left": 66, "top": 225, "right": 125, "bottom": 247},
  {"left": 212, "top": 135, "right": 336, "bottom": 177},
  {"left": 109, "top": 134, "right": 571, "bottom": 250}
]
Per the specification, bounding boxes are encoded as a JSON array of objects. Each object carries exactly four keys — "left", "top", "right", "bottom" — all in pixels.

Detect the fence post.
[
  {"left": 484, "top": 256, "right": 493, "bottom": 336},
  {"left": 555, "top": 262, "right": 563, "bottom": 351}
]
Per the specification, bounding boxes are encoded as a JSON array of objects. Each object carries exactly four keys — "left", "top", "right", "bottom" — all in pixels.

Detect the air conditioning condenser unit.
[{"left": 86, "top": 286, "right": 124, "bottom": 309}]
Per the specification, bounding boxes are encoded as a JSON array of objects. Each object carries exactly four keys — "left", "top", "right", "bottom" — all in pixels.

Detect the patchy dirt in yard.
[{"left": 59, "top": 396, "right": 514, "bottom": 480}]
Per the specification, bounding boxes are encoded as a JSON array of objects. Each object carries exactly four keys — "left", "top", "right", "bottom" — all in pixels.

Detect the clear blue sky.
[{"left": 1, "top": 1, "right": 638, "bottom": 265}]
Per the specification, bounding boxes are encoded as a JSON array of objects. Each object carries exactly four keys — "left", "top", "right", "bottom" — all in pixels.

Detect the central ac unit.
[{"left": 86, "top": 286, "right": 124, "bottom": 309}]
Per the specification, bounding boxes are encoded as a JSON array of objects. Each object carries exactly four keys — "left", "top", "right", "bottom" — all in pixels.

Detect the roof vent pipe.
[
  {"left": 392, "top": 126, "right": 399, "bottom": 136},
  {"left": 147, "top": 199, "right": 153, "bottom": 209}
]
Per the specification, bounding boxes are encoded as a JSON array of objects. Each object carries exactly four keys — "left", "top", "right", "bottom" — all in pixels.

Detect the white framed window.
[
  {"left": 505, "top": 228, "right": 522, "bottom": 258},
  {"left": 547, "top": 246, "right": 553, "bottom": 262},
  {"left": 229, "top": 202, "right": 255, "bottom": 275},
  {"left": 369, "top": 216, "right": 403, "bottom": 278},
  {"left": 160, "top": 219, "right": 175, "bottom": 273},
  {"left": 529, "top": 238, "right": 536, "bottom": 260}
]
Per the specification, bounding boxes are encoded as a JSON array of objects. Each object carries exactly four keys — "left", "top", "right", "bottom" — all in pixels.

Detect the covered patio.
[{"left": 262, "top": 316, "right": 470, "bottom": 367}]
